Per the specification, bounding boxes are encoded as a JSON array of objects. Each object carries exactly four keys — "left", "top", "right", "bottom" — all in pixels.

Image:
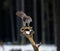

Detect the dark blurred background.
[{"left": 0, "top": 0, "right": 60, "bottom": 51}]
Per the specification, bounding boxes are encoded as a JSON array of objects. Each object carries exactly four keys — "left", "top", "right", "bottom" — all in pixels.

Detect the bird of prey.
[{"left": 16, "top": 11, "right": 32, "bottom": 26}]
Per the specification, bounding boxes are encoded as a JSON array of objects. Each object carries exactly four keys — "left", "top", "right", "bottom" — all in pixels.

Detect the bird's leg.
[{"left": 27, "top": 23, "right": 30, "bottom": 26}]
